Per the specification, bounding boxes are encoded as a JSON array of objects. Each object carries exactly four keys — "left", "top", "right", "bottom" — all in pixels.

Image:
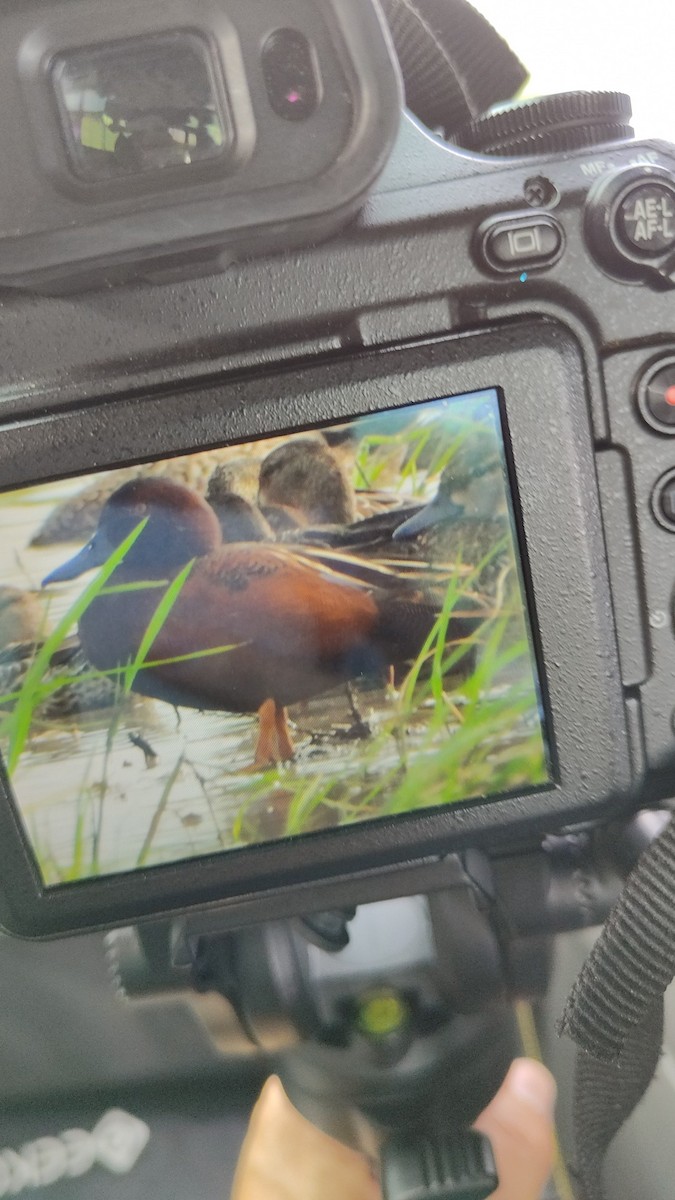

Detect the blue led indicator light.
[{"left": 519, "top": 272, "right": 528, "bottom": 283}]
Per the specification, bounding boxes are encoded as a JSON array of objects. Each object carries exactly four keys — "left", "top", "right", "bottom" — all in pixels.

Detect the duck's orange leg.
[
  {"left": 253, "top": 699, "right": 295, "bottom": 769},
  {"left": 254, "top": 698, "right": 278, "bottom": 768},
  {"left": 274, "top": 702, "right": 295, "bottom": 762}
]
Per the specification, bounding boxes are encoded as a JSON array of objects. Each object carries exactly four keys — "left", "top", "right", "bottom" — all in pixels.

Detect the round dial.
[{"left": 455, "top": 91, "right": 633, "bottom": 157}]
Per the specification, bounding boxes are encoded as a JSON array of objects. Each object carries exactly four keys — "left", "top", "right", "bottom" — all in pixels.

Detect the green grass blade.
[{"left": 122, "top": 559, "right": 195, "bottom": 694}]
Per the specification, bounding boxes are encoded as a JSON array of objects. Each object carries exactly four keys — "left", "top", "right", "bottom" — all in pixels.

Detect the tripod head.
[{"left": 108, "top": 819, "right": 662, "bottom": 1197}]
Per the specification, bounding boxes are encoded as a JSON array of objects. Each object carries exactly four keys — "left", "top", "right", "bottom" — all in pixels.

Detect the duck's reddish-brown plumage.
[
  {"left": 83, "top": 539, "right": 382, "bottom": 713},
  {"left": 45, "top": 477, "right": 484, "bottom": 766}
]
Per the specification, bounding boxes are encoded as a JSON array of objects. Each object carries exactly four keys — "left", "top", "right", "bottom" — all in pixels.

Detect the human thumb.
[{"left": 473, "top": 1058, "right": 557, "bottom": 1200}]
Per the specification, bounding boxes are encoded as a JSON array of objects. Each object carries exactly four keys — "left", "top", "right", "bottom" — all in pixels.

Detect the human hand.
[
  {"left": 231, "top": 1057, "right": 557, "bottom": 1200},
  {"left": 473, "top": 1058, "right": 558, "bottom": 1199}
]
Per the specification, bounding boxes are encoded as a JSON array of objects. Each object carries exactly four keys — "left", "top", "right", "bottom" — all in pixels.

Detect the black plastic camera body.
[
  {"left": 0, "top": 0, "right": 401, "bottom": 290},
  {"left": 0, "top": 0, "right": 674, "bottom": 938}
]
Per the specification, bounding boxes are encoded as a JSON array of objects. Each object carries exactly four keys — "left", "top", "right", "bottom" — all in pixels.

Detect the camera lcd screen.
[
  {"left": 51, "top": 33, "right": 230, "bottom": 180},
  {"left": 0, "top": 390, "right": 551, "bottom": 887}
]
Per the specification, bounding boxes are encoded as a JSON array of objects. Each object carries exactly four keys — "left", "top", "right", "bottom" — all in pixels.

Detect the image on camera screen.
[
  {"left": 0, "top": 390, "right": 551, "bottom": 886},
  {"left": 51, "top": 33, "right": 229, "bottom": 180}
]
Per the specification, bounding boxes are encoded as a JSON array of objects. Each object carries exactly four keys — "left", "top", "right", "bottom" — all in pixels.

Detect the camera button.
[
  {"left": 478, "top": 214, "right": 564, "bottom": 273},
  {"left": 638, "top": 358, "right": 675, "bottom": 433},
  {"left": 585, "top": 165, "right": 675, "bottom": 284},
  {"left": 616, "top": 182, "right": 675, "bottom": 257},
  {"left": 652, "top": 470, "right": 675, "bottom": 531}
]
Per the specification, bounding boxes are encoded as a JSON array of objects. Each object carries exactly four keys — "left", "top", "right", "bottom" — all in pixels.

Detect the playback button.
[
  {"left": 638, "top": 358, "right": 675, "bottom": 433},
  {"left": 478, "top": 214, "right": 564, "bottom": 274}
]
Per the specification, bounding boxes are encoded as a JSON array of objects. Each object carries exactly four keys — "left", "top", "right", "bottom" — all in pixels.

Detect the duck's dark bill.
[{"left": 0, "top": 388, "right": 551, "bottom": 887}]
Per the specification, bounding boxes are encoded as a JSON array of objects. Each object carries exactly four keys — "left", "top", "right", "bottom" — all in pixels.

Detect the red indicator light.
[{"left": 665, "top": 385, "right": 675, "bottom": 407}]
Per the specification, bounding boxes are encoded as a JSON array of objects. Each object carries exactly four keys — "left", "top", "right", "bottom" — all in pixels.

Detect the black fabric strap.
[
  {"left": 570, "top": 1001, "right": 663, "bottom": 1200},
  {"left": 560, "top": 816, "right": 675, "bottom": 1199},
  {"left": 561, "top": 817, "right": 675, "bottom": 1060},
  {"left": 380, "top": 0, "right": 528, "bottom": 135}
]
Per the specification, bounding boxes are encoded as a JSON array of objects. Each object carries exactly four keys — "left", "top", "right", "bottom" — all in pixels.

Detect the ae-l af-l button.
[
  {"left": 617, "top": 183, "right": 675, "bottom": 256},
  {"left": 585, "top": 165, "right": 675, "bottom": 284}
]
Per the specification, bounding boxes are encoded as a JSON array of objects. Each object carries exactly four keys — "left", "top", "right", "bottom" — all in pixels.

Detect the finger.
[
  {"left": 231, "top": 1075, "right": 380, "bottom": 1200},
  {"left": 473, "top": 1058, "right": 557, "bottom": 1200}
]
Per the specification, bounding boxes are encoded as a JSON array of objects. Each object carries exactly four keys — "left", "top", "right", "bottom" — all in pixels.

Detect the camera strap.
[
  {"left": 380, "top": 0, "right": 528, "bottom": 136},
  {"left": 560, "top": 814, "right": 675, "bottom": 1200}
]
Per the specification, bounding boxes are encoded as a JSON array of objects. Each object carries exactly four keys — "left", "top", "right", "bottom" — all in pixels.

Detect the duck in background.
[
  {"left": 204, "top": 457, "right": 263, "bottom": 506},
  {"left": 28, "top": 436, "right": 298, "bottom": 548},
  {"left": 43, "top": 478, "right": 486, "bottom": 768},
  {"left": 393, "top": 425, "right": 514, "bottom": 595},
  {"left": 257, "top": 437, "right": 357, "bottom": 533},
  {"left": 0, "top": 635, "right": 125, "bottom": 721},
  {"left": 206, "top": 466, "right": 275, "bottom": 543},
  {"left": 263, "top": 424, "right": 512, "bottom": 598},
  {"left": 0, "top": 587, "right": 134, "bottom": 722},
  {"left": 256, "top": 433, "right": 415, "bottom": 536},
  {"left": 0, "top": 586, "right": 46, "bottom": 647},
  {"left": 28, "top": 415, "right": 414, "bottom": 551},
  {"left": 204, "top": 443, "right": 455, "bottom": 604}
]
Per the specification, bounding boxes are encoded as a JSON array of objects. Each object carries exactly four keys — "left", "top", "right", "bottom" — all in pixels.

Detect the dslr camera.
[{"left": 0, "top": 0, "right": 673, "bottom": 943}]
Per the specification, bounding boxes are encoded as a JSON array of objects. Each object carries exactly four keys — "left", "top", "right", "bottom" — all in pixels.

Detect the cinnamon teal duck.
[{"left": 43, "top": 478, "right": 486, "bottom": 767}]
